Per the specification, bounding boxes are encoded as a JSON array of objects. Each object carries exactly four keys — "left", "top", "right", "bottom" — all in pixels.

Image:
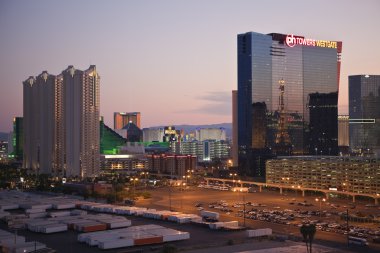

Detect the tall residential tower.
[{"left": 23, "top": 65, "right": 100, "bottom": 177}]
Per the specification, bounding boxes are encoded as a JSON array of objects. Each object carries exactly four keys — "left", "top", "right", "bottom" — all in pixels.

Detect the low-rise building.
[
  {"left": 146, "top": 154, "right": 196, "bottom": 178},
  {"left": 266, "top": 156, "right": 380, "bottom": 196},
  {"left": 171, "top": 140, "right": 229, "bottom": 162},
  {"left": 101, "top": 154, "right": 149, "bottom": 172},
  {"left": 0, "top": 141, "right": 8, "bottom": 162},
  {"left": 195, "top": 128, "right": 226, "bottom": 141}
]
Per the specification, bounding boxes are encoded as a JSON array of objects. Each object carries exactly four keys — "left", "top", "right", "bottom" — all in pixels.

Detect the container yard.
[
  {"left": 0, "top": 190, "right": 232, "bottom": 252},
  {"left": 0, "top": 228, "right": 50, "bottom": 253},
  {"left": 78, "top": 224, "right": 190, "bottom": 249}
]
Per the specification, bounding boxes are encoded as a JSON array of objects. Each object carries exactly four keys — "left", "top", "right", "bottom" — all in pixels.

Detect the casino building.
[{"left": 237, "top": 32, "right": 342, "bottom": 175}]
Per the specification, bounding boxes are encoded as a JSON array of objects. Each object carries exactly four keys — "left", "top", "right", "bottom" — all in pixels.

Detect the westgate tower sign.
[{"left": 285, "top": 34, "right": 337, "bottom": 49}]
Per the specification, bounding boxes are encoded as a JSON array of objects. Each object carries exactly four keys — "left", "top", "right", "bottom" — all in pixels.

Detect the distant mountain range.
[
  {"left": 149, "top": 123, "right": 232, "bottom": 138},
  {"left": 0, "top": 123, "right": 233, "bottom": 141}
]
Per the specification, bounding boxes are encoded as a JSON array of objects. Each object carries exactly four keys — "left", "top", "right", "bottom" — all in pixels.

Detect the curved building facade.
[{"left": 237, "top": 32, "right": 342, "bottom": 175}]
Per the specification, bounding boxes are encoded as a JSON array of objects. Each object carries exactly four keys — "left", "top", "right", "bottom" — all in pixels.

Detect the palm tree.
[
  {"left": 300, "top": 224, "right": 317, "bottom": 253},
  {"left": 308, "top": 224, "right": 316, "bottom": 253},
  {"left": 300, "top": 224, "right": 310, "bottom": 253}
]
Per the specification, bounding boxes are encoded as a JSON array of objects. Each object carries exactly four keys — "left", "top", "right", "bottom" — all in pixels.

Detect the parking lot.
[
  {"left": 1, "top": 214, "right": 250, "bottom": 253},
  {"left": 137, "top": 185, "right": 380, "bottom": 251},
  {"left": 2, "top": 188, "right": 380, "bottom": 253}
]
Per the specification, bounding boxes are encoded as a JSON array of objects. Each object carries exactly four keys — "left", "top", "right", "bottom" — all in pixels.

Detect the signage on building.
[
  {"left": 165, "top": 129, "right": 177, "bottom": 135},
  {"left": 285, "top": 34, "right": 337, "bottom": 49}
]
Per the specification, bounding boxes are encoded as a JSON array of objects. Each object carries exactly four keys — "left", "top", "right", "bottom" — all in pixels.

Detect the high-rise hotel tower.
[
  {"left": 237, "top": 32, "right": 342, "bottom": 174},
  {"left": 349, "top": 75, "right": 380, "bottom": 156},
  {"left": 23, "top": 65, "right": 100, "bottom": 177},
  {"left": 114, "top": 112, "right": 141, "bottom": 129}
]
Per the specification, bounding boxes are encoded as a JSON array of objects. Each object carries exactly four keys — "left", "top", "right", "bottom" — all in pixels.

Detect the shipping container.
[{"left": 246, "top": 228, "right": 272, "bottom": 238}]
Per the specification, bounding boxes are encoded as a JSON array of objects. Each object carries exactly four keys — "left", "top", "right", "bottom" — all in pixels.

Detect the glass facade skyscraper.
[
  {"left": 237, "top": 32, "right": 342, "bottom": 174},
  {"left": 349, "top": 75, "right": 380, "bottom": 155},
  {"left": 308, "top": 92, "right": 338, "bottom": 155}
]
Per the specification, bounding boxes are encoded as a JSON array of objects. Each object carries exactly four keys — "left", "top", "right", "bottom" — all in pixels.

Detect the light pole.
[
  {"left": 227, "top": 159, "right": 232, "bottom": 168},
  {"left": 315, "top": 197, "right": 326, "bottom": 218},
  {"left": 346, "top": 209, "right": 349, "bottom": 247},
  {"left": 182, "top": 176, "right": 186, "bottom": 191},
  {"left": 291, "top": 185, "right": 295, "bottom": 197},
  {"left": 230, "top": 173, "right": 237, "bottom": 188},
  {"left": 242, "top": 193, "right": 246, "bottom": 227},
  {"left": 186, "top": 170, "right": 193, "bottom": 185},
  {"left": 131, "top": 178, "right": 138, "bottom": 198},
  {"left": 141, "top": 172, "right": 148, "bottom": 190},
  {"left": 234, "top": 186, "right": 246, "bottom": 227},
  {"left": 281, "top": 177, "right": 290, "bottom": 194}
]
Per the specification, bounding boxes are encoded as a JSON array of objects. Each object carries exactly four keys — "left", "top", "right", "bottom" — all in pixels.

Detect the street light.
[
  {"left": 230, "top": 173, "right": 237, "bottom": 187},
  {"left": 131, "top": 178, "right": 138, "bottom": 197},
  {"left": 182, "top": 175, "right": 186, "bottom": 190},
  {"left": 141, "top": 172, "right": 149, "bottom": 190},
  {"left": 315, "top": 197, "right": 326, "bottom": 218},
  {"left": 233, "top": 182, "right": 246, "bottom": 227}
]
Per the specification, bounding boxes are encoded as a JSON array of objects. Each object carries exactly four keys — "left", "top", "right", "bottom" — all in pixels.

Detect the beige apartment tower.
[{"left": 23, "top": 65, "right": 100, "bottom": 177}]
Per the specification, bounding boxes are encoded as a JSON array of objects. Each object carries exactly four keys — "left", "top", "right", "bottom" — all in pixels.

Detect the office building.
[
  {"left": 7, "top": 132, "right": 13, "bottom": 157},
  {"left": 114, "top": 112, "right": 141, "bottom": 129},
  {"left": 349, "top": 75, "right": 380, "bottom": 155},
  {"left": 163, "top": 126, "right": 181, "bottom": 142},
  {"left": 232, "top": 90, "right": 238, "bottom": 166},
  {"left": 23, "top": 65, "right": 100, "bottom": 177},
  {"left": 266, "top": 156, "right": 380, "bottom": 200},
  {"left": 338, "top": 115, "right": 349, "bottom": 153},
  {"left": 0, "top": 141, "right": 8, "bottom": 162},
  {"left": 101, "top": 154, "right": 148, "bottom": 171},
  {"left": 194, "top": 128, "right": 226, "bottom": 141},
  {"left": 237, "top": 32, "right": 342, "bottom": 173},
  {"left": 143, "top": 128, "right": 165, "bottom": 142},
  {"left": 147, "top": 154, "right": 196, "bottom": 178},
  {"left": 308, "top": 92, "right": 338, "bottom": 155},
  {"left": 171, "top": 140, "right": 229, "bottom": 162},
  {"left": 10, "top": 117, "right": 23, "bottom": 160}
]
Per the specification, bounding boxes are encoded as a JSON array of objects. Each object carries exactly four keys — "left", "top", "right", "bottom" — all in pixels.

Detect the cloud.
[
  {"left": 176, "top": 91, "right": 231, "bottom": 115},
  {"left": 197, "top": 91, "right": 231, "bottom": 102}
]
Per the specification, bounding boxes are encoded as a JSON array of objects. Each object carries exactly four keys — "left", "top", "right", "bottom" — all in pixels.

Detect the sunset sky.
[{"left": 0, "top": 0, "right": 379, "bottom": 132}]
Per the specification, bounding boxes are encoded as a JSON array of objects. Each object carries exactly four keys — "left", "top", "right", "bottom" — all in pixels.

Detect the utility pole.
[
  {"left": 169, "top": 186, "right": 172, "bottom": 211},
  {"left": 169, "top": 167, "right": 173, "bottom": 211},
  {"left": 243, "top": 195, "right": 246, "bottom": 227},
  {"left": 14, "top": 228, "right": 17, "bottom": 247},
  {"left": 346, "top": 209, "right": 349, "bottom": 247}
]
